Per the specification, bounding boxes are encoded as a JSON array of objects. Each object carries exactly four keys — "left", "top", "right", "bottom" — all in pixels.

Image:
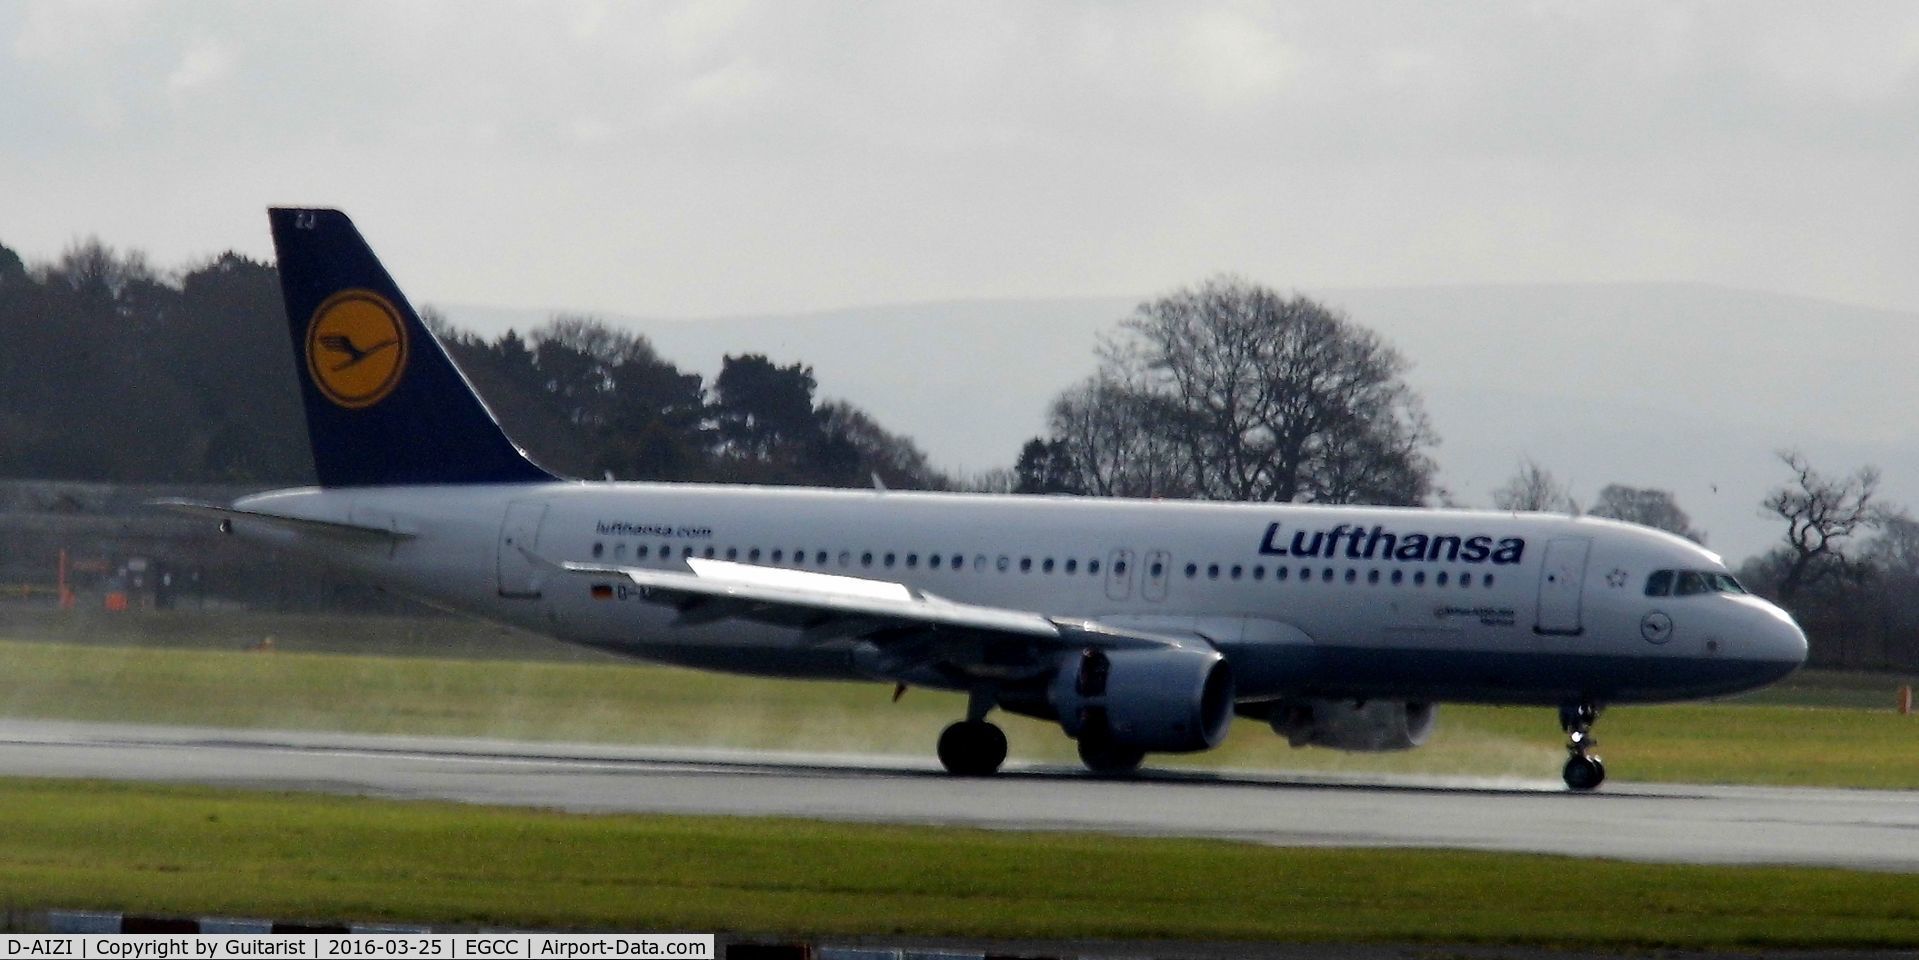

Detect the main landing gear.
[
  {"left": 1076, "top": 732, "right": 1145, "bottom": 776},
  {"left": 1559, "top": 701, "right": 1606, "bottom": 791},
  {"left": 937, "top": 720, "right": 1006, "bottom": 776},
  {"left": 936, "top": 688, "right": 1007, "bottom": 776}
]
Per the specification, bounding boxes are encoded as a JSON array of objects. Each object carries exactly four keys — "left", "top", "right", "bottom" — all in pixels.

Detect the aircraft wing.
[{"left": 562, "top": 558, "right": 1194, "bottom": 652}]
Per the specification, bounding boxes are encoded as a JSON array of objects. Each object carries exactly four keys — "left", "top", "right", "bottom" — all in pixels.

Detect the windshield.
[{"left": 1646, "top": 569, "right": 1746, "bottom": 597}]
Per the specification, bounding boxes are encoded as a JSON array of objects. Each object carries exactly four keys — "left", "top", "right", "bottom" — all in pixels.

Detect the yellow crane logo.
[{"left": 305, "top": 289, "right": 409, "bottom": 409}]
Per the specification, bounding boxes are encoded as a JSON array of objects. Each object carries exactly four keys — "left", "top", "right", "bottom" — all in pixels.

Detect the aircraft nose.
[{"left": 1751, "top": 596, "right": 1810, "bottom": 673}]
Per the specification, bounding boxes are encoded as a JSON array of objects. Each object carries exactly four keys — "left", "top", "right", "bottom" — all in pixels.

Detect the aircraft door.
[
  {"left": 1105, "top": 548, "right": 1135, "bottom": 601},
  {"left": 497, "top": 500, "right": 549, "bottom": 598},
  {"left": 1142, "top": 549, "right": 1171, "bottom": 602},
  {"left": 1534, "top": 537, "right": 1591, "bottom": 635}
]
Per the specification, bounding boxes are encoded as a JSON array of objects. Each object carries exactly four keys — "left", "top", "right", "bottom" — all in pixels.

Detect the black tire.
[
  {"left": 936, "top": 720, "right": 1007, "bottom": 776},
  {"left": 1563, "top": 754, "right": 1606, "bottom": 791},
  {"left": 1077, "top": 735, "right": 1146, "bottom": 776}
]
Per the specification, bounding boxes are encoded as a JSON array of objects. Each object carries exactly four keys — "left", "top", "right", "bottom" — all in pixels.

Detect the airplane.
[{"left": 164, "top": 208, "right": 1809, "bottom": 791}]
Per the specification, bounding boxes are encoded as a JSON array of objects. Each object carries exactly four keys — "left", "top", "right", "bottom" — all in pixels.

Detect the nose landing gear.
[{"left": 1559, "top": 701, "right": 1606, "bottom": 791}]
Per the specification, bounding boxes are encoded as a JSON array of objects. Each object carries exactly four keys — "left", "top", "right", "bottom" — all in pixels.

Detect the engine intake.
[{"left": 1049, "top": 646, "right": 1234, "bottom": 753}]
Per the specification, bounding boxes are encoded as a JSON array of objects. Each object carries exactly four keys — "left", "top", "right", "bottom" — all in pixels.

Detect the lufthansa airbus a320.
[{"left": 165, "top": 209, "right": 1809, "bottom": 791}]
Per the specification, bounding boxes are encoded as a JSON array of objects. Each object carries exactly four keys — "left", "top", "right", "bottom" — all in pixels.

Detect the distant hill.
[{"left": 438, "top": 283, "right": 1919, "bottom": 565}]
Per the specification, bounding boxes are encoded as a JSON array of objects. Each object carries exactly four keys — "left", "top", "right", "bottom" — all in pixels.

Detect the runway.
[{"left": 2, "top": 718, "right": 1915, "bottom": 872}]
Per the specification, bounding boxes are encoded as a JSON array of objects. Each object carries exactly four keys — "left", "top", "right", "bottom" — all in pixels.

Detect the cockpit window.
[
  {"left": 1675, "top": 571, "right": 1710, "bottom": 595},
  {"left": 1648, "top": 569, "right": 1746, "bottom": 597}
]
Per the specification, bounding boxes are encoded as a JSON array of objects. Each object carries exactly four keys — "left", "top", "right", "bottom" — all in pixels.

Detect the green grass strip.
[
  {"left": 3, "top": 636, "right": 1918, "bottom": 788},
  {"left": 0, "top": 778, "right": 1916, "bottom": 949}
]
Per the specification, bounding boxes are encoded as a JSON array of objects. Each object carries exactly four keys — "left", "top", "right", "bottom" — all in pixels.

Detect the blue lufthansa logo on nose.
[{"left": 1641, "top": 611, "right": 1673, "bottom": 644}]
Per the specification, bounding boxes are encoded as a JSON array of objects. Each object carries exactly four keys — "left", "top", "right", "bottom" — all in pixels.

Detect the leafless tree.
[
  {"left": 1762, "top": 450, "right": 1884, "bottom": 601},
  {"left": 1046, "top": 370, "right": 1193, "bottom": 499},
  {"left": 1591, "top": 484, "right": 1703, "bottom": 542},
  {"left": 1491, "top": 458, "right": 1573, "bottom": 512},
  {"left": 961, "top": 466, "right": 1019, "bottom": 494},
  {"left": 1067, "top": 276, "right": 1433, "bottom": 505}
]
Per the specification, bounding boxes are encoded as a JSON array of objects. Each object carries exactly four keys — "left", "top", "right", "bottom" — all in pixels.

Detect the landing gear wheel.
[
  {"left": 1563, "top": 754, "right": 1606, "bottom": 791},
  {"left": 1077, "top": 735, "right": 1146, "bottom": 776},
  {"left": 1558, "top": 700, "right": 1605, "bottom": 791},
  {"left": 937, "top": 720, "right": 1007, "bottom": 776}
]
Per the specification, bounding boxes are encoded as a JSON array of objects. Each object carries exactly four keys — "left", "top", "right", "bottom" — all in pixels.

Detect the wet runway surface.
[{"left": 3, "top": 718, "right": 1915, "bottom": 871}]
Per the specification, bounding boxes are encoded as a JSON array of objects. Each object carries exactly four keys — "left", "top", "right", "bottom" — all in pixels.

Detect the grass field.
[
  {"left": 2, "top": 611, "right": 1917, "bottom": 947},
  {"left": 0, "top": 612, "right": 1916, "bottom": 788},
  {"left": 3, "top": 777, "right": 1918, "bottom": 948}
]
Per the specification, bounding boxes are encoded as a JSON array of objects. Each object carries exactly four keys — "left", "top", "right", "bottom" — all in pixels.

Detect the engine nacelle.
[
  {"left": 1049, "top": 646, "right": 1234, "bottom": 753},
  {"left": 1258, "top": 699, "right": 1437, "bottom": 752}
]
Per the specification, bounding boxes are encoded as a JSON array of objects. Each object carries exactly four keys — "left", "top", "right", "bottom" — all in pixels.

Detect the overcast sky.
[{"left": 3, "top": 1, "right": 1918, "bottom": 320}]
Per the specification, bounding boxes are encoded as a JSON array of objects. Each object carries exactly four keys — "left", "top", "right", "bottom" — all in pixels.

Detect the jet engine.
[
  {"left": 1048, "top": 646, "right": 1234, "bottom": 753},
  {"left": 1248, "top": 698, "right": 1437, "bottom": 752}
]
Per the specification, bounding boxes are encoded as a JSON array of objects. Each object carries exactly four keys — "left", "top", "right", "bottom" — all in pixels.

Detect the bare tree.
[
  {"left": 962, "top": 466, "right": 1020, "bottom": 494},
  {"left": 1046, "top": 370, "right": 1193, "bottom": 498},
  {"left": 1066, "top": 276, "right": 1433, "bottom": 505},
  {"left": 1762, "top": 450, "right": 1884, "bottom": 601},
  {"left": 1591, "top": 484, "right": 1704, "bottom": 542},
  {"left": 1491, "top": 458, "right": 1573, "bottom": 512}
]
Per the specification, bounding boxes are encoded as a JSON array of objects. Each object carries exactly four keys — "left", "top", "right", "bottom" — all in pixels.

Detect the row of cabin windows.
[
  {"left": 589, "top": 541, "right": 1494, "bottom": 589},
  {"left": 1182, "top": 560, "right": 1494, "bottom": 589},
  {"left": 591, "top": 541, "right": 1114, "bottom": 575}
]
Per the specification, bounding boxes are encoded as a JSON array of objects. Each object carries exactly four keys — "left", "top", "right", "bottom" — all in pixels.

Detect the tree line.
[
  {"left": 2, "top": 237, "right": 1912, "bottom": 669},
  {"left": 0, "top": 238, "right": 944, "bottom": 490}
]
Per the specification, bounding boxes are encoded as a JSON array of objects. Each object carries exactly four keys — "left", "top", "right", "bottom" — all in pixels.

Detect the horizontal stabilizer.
[{"left": 153, "top": 499, "right": 416, "bottom": 542}]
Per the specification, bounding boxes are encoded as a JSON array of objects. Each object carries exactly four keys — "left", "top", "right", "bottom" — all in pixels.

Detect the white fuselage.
[{"left": 233, "top": 481, "right": 1807, "bottom": 707}]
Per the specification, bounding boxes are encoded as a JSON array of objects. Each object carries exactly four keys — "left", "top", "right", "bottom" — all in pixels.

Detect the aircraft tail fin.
[{"left": 268, "top": 208, "right": 555, "bottom": 487}]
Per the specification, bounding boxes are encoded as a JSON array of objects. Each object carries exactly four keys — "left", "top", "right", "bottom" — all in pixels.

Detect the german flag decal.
[{"left": 590, "top": 584, "right": 615, "bottom": 600}]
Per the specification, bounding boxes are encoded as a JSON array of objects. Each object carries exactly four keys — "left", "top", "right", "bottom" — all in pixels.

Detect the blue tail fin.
[{"left": 269, "top": 208, "right": 554, "bottom": 487}]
